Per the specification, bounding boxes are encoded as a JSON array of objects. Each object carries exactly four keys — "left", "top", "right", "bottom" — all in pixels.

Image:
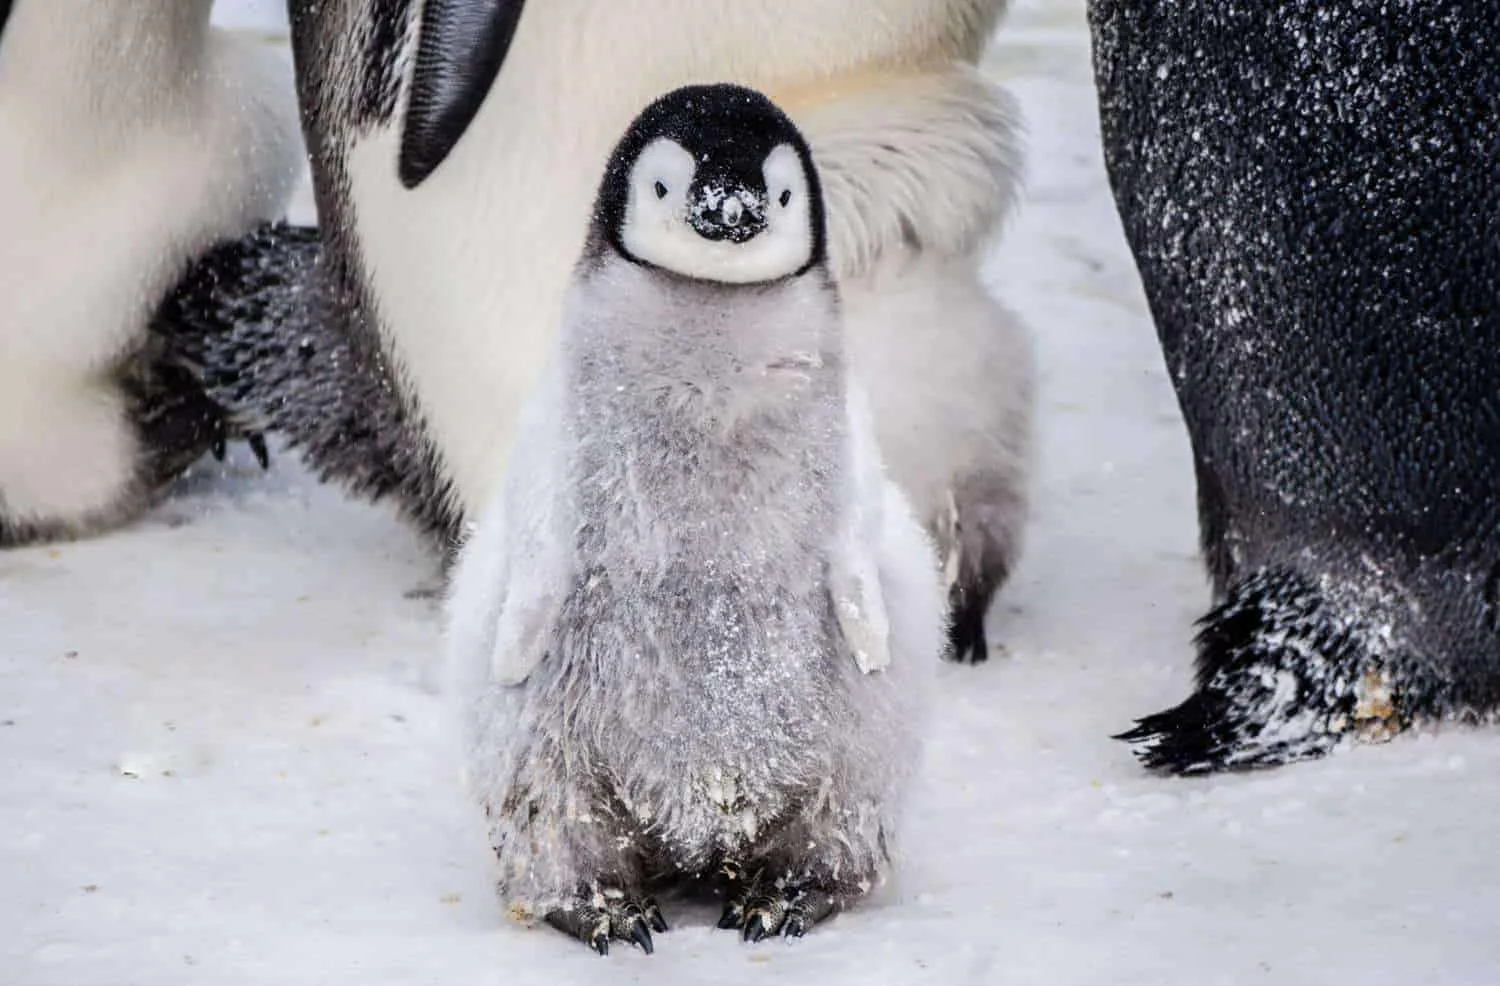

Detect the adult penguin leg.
[
  {"left": 0, "top": 1, "right": 301, "bottom": 545},
  {"left": 160, "top": 222, "right": 462, "bottom": 549},
  {"left": 1090, "top": 0, "right": 1500, "bottom": 773}
]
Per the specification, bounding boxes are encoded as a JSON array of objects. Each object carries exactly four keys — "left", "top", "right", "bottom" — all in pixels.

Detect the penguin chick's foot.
[
  {"left": 946, "top": 574, "right": 995, "bottom": 665},
  {"left": 1116, "top": 568, "right": 1425, "bottom": 775},
  {"left": 716, "top": 862, "right": 842, "bottom": 941},
  {"left": 936, "top": 492, "right": 1014, "bottom": 665},
  {"left": 545, "top": 889, "right": 668, "bottom": 957}
]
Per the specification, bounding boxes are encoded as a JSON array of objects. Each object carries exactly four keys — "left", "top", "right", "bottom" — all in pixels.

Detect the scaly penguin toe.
[
  {"left": 716, "top": 863, "right": 840, "bottom": 941},
  {"left": 545, "top": 889, "right": 667, "bottom": 956}
]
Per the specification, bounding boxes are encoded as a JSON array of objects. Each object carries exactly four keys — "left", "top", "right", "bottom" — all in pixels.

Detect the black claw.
[
  {"left": 210, "top": 434, "right": 227, "bottom": 461},
  {"left": 1112, "top": 695, "right": 1243, "bottom": 775},
  {"left": 719, "top": 867, "right": 841, "bottom": 941},
  {"left": 742, "top": 914, "right": 769, "bottom": 943},
  {"left": 643, "top": 900, "right": 669, "bottom": 933},
  {"left": 1111, "top": 721, "right": 1159, "bottom": 743},
  {"left": 547, "top": 892, "right": 665, "bottom": 956},
  {"left": 247, "top": 432, "right": 270, "bottom": 470},
  {"left": 626, "top": 917, "right": 655, "bottom": 955}
]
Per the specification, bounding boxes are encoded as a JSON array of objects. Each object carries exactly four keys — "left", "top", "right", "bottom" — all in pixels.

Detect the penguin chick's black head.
[{"left": 588, "top": 84, "right": 827, "bottom": 284}]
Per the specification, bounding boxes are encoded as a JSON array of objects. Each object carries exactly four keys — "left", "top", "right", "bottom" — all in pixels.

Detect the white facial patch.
[{"left": 620, "top": 138, "right": 815, "bottom": 284}]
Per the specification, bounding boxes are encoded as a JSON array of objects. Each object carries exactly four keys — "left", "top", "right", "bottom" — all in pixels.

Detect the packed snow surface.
[{"left": 4, "top": 1, "right": 1497, "bottom": 984}]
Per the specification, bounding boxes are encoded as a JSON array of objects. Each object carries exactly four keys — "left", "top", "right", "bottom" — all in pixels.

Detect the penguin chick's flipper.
[
  {"left": 442, "top": 363, "right": 573, "bottom": 688},
  {"left": 831, "top": 384, "right": 898, "bottom": 672},
  {"left": 716, "top": 864, "right": 842, "bottom": 942},
  {"left": 545, "top": 890, "right": 668, "bottom": 957},
  {"left": 832, "top": 506, "right": 893, "bottom": 674},
  {"left": 399, "top": 0, "right": 528, "bottom": 188},
  {"left": 1116, "top": 568, "right": 1436, "bottom": 775}
]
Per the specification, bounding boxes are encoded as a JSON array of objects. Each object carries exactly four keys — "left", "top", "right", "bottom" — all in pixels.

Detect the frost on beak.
[{"left": 688, "top": 183, "right": 767, "bottom": 242}]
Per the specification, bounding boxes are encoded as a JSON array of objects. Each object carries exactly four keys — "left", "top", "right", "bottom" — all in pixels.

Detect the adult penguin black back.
[{"left": 1089, "top": 0, "right": 1500, "bottom": 772}]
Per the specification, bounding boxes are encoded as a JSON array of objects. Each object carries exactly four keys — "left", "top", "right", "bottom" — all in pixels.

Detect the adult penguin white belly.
[
  {"left": 0, "top": 0, "right": 302, "bottom": 545},
  {"left": 286, "top": 0, "right": 1035, "bottom": 660}
]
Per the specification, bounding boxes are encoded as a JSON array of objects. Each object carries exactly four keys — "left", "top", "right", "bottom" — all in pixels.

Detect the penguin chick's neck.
[
  {"left": 0, "top": 1, "right": 213, "bottom": 127},
  {"left": 562, "top": 258, "right": 848, "bottom": 569},
  {"left": 565, "top": 257, "right": 844, "bottom": 425}
]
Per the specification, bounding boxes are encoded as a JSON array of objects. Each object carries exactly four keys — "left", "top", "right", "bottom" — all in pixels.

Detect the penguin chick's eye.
[
  {"left": 654, "top": 181, "right": 669, "bottom": 199},
  {"left": 779, "top": 189, "right": 792, "bottom": 208}
]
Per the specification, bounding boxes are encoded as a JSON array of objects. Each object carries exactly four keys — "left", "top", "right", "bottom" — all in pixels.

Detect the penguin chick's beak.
[{"left": 688, "top": 185, "right": 767, "bottom": 243}]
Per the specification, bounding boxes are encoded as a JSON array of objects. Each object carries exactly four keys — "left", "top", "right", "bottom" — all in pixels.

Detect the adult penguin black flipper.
[
  {"left": 398, "top": 0, "right": 527, "bottom": 188},
  {"left": 1090, "top": 0, "right": 1500, "bottom": 773}
]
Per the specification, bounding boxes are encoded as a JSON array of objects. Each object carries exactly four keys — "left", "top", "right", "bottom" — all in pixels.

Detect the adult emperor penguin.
[
  {"left": 444, "top": 83, "right": 946, "bottom": 954},
  {"left": 280, "top": 0, "right": 1033, "bottom": 662},
  {"left": 0, "top": 0, "right": 302, "bottom": 545},
  {"left": 1090, "top": 0, "right": 1500, "bottom": 772}
]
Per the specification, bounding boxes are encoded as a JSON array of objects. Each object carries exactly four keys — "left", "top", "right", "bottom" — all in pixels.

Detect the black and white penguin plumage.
[
  {"left": 444, "top": 83, "right": 945, "bottom": 954},
  {"left": 1089, "top": 0, "right": 1500, "bottom": 772},
  {"left": 272, "top": 0, "right": 1033, "bottom": 659},
  {"left": 0, "top": 0, "right": 303, "bottom": 545}
]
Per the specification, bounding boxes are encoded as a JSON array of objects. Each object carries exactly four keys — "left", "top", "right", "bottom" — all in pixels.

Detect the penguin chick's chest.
[
  {"left": 554, "top": 361, "right": 855, "bottom": 849},
  {"left": 556, "top": 544, "right": 855, "bottom": 856}
]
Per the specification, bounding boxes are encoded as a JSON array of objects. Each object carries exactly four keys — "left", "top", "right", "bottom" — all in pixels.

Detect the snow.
[{"left": 5, "top": 1, "right": 1499, "bottom": 983}]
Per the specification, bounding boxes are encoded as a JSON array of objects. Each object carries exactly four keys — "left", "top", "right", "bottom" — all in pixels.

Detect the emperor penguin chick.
[{"left": 445, "top": 84, "right": 947, "bottom": 956}]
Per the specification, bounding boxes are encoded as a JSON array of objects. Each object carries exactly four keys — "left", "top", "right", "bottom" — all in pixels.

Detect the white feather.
[
  {"left": 792, "top": 65, "right": 1026, "bottom": 281},
  {"left": 833, "top": 380, "right": 902, "bottom": 673},
  {"left": 796, "top": 67, "right": 1034, "bottom": 572},
  {"left": 843, "top": 249, "right": 1035, "bottom": 566},
  {"left": 621, "top": 140, "right": 814, "bottom": 284}
]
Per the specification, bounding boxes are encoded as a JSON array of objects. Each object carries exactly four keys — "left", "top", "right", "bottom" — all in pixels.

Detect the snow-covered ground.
[{"left": 5, "top": 2, "right": 1499, "bottom": 984}]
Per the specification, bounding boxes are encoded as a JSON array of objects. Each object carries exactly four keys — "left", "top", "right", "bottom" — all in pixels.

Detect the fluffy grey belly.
[{"left": 550, "top": 567, "right": 849, "bottom": 867}]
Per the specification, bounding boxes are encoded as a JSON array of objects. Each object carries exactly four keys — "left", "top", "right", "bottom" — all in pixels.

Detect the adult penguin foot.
[{"left": 1115, "top": 568, "right": 1454, "bottom": 775}]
